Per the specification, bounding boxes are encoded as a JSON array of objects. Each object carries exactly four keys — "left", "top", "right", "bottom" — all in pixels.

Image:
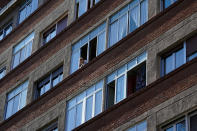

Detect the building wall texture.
[{"left": 0, "top": 0, "right": 196, "bottom": 130}]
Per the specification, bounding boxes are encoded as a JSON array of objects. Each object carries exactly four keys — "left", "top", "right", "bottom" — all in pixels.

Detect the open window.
[
  {"left": 127, "top": 63, "right": 146, "bottom": 96},
  {"left": 89, "top": 37, "right": 97, "bottom": 61},
  {"left": 106, "top": 80, "right": 115, "bottom": 109},
  {"left": 105, "top": 52, "right": 147, "bottom": 109}
]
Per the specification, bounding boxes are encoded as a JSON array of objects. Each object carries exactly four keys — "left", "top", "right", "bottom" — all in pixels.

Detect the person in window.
[{"left": 79, "top": 57, "right": 87, "bottom": 68}]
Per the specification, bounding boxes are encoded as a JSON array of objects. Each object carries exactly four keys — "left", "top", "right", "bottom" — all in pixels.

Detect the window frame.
[
  {"left": 70, "top": 22, "right": 107, "bottom": 74},
  {"left": 108, "top": 0, "right": 148, "bottom": 47},
  {"left": 161, "top": 43, "right": 186, "bottom": 76},
  {"left": 0, "top": 67, "right": 6, "bottom": 80},
  {"left": 106, "top": 52, "right": 147, "bottom": 108},
  {"left": 65, "top": 80, "right": 104, "bottom": 131},
  {"left": 11, "top": 32, "right": 34, "bottom": 69},
  {"left": 4, "top": 81, "right": 29, "bottom": 119},
  {"left": 0, "top": 22, "right": 13, "bottom": 41},
  {"left": 36, "top": 66, "right": 63, "bottom": 97}
]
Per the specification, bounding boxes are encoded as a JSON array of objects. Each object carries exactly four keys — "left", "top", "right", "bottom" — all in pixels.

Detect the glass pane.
[
  {"left": 107, "top": 71, "right": 116, "bottom": 84},
  {"left": 166, "top": 127, "right": 173, "bottom": 131},
  {"left": 77, "top": 91, "right": 86, "bottom": 102},
  {"left": 128, "top": 59, "right": 137, "bottom": 70},
  {"left": 95, "top": 91, "right": 102, "bottom": 115},
  {"left": 19, "top": 7, "right": 26, "bottom": 23},
  {"left": 70, "top": 49, "right": 80, "bottom": 73},
  {"left": 78, "top": 0, "right": 87, "bottom": 17},
  {"left": 20, "top": 46, "right": 26, "bottom": 63},
  {"left": 12, "top": 52, "right": 20, "bottom": 69},
  {"left": 53, "top": 76, "right": 59, "bottom": 87},
  {"left": 68, "top": 98, "right": 76, "bottom": 108},
  {"left": 44, "top": 82, "right": 51, "bottom": 93},
  {"left": 51, "top": 30, "right": 56, "bottom": 40},
  {"left": 129, "top": 6, "right": 139, "bottom": 32},
  {"left": 95, "top": 0, "right": 100, "bottom": 4},
  {"left": 85, "top": 96, "right": 93, "bottom": 121},
  {"left": 137, "top": 121, "right": 147, "bottom": 131},
  {"left": 176, "top": 120, "right": 185, "bottom": 131},
  {"left": 12, "top": 95, "right": 20, "bottom": 114},
  {"left": 5, "top": 25, "right": 12, "bottom": 35},
  {"left": 86, "top": 86, "right": 95, "bottom": 96},
  {"left": 40, "top": 87, "right": 45, "bottom": 96},
  {"left": 97, "top": 32, "right": 106, "bottom": 55},
  {"left": 175, "top": 48, "right": 184, "bottom": 68},
  {"left": 127, "top": 127, "right": 135, "bottom": 131},
  {"left": 6, "top": 99, "right": 14, "bottom": 119},
  {"left": 188, "top": 52, "right": 197, "bottom": 61},
  {"left": 116, "top": 75, "right": 125, "bottom": 103},
  {"left": 95, "top": 80, "right": 103, "bottom": 90},
  {"left": 26, "top": 41, "right": 32, "bottom": 58},
  {"left": 164, "top": 0, "right": 177, "bottom": 9},
  {"left": 32, "top": 0, "right": 38, "bottom": 12},
  {"left": 26, "top": 3, "right": 32, "bottom": 17},
  {"left": 140, "top": 0, "right": 148, "bottom": 25},
  {"left": 66, "top": 107, "right": 76, "bottom": 131},
  {"left": 109, "top": 21, "right": 118, "bottom": 47},
  {"left": 0, "top": 32, "right": 3, "bottom": 40},
  {"left": 76, "top": 102, "right": 83, "bottom": 126},
  {"left": 19, "top": 89, "right": 27, "bottom": 109},
  {"left": 118, "top": 14, "right": 128, "bottom": 40},
  {"left": 165, "top": 54, "right": 174, "bottom": 74},
  {"left": 138, "top": 52, "right": 147, "bottom": 64}
]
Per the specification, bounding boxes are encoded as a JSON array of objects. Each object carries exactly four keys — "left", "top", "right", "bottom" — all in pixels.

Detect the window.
[
  {"left": 0, "top": 67, "right": 6, "bottom": 79},
  {"left": 65, "top": 80, "right": 103, "bottom": 131},
  {"left": 12, "top": 32, "right": 34, "bottom": 69},
  {"left": 43, "top": 16, "right": 68, "bottom": 45},
  {"left": 42, "top": 121, "right": 58, "bottom": 131},
  {"left": 164, "top": 120, "right": 185, "bottom": 131},
  {"left": 161, "top": 34, "right": 197, "bottom": 76},
  {"left": 37, "top": 66, "right": 63, "bottom": 97},
  {"left": 106, "top": 52, "right": 147, "bottom": 109},
  {"left": 161, "top": 0, "right": 177, "bottom": 10},
  {"left": 190, "top": 113, "right": 197, "bottom": 131},
  {"left": 186, "top": 34, "right": 197, "bottom": 61},
  {"left": 126, "top": 121, "right": 147, "bottom": 131},
  {"left": 161, "top": 44, "right": 186, "bottom": 76},
  {"left": 70, "top": 22, "right": 106, "bottom": 74},
  {"left": 5, "top": 81, "right": 28, "bottom": 119},
  {"left": 75, "top": 0, "right": 100, "bottom": 18},
  {"left": 108, "top": 0, "right": 148, "bottom": 47},
  {"left": 19, "top": 0, "right": 38, "bottom": 24},
  {"left": 162, "top": 111, "right": 197, "bottom": 131},
  {"left": 0, "top": 22, "right": 12, "bottom": 41}
]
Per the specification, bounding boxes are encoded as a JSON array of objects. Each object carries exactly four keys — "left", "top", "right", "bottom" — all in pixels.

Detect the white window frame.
[
  {"left": 161, "top": 43, "right": 186, "bottom": 76},
  {"left": 12, "top": 32, "right": 34, "bottom": 69},
  {"left": 108, "top": 0, "right": 148, "bottom": 47},
  {"left": 66, "top": 80, "right": 104, "bottom": 130},
  {"left": 5, "top": 81, "right": 29, "bottom": 119},
  {"left": 106, "top": 52, "right": 147, "bottom": 104},
  {"left": 70, "top": 22, "right": 107, "bottom": 74}
]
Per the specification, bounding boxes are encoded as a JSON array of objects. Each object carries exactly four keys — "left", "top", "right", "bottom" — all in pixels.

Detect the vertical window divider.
[
  {"left": 183, "top": 41, "right": 187, "bottom": 63},
  {"left": 82, "top": 98, "right": 86, "bottom": 123},
  {"left": 92, "top": 90, "right": 96, "bottom": 117}
]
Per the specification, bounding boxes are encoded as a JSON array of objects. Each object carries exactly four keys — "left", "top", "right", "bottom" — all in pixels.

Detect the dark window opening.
[
  {"left": 93, "top": 0, "right": 96, "bottom": 6},
  {"left": 76, "top": 2, "right": 79, "bottom": 19},
  {"left": 106, "top": 80, "right": 115, "bottom": 109},
  {"left": 80, "top": 44, "right": 88, "bottom": 60},
  {"left": 127, "top": 63, "right": 146, "bottom": 96},
  {"left": 186, "top": 34, "right": 197, "bottom": 61},
  {"left": 190, "top": 114, "right": 197, "bottom": 131},
  {"left": 89, "top": 37, "right": 97, "bottom": 61},
  {"left": 88, "top": 0, "right": 91, "bottom": 9}
]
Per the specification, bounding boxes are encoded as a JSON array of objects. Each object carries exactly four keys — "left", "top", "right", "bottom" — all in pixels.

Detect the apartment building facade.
[{"left": 0, "top": 0, "right": 196, "bottom": 130}]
